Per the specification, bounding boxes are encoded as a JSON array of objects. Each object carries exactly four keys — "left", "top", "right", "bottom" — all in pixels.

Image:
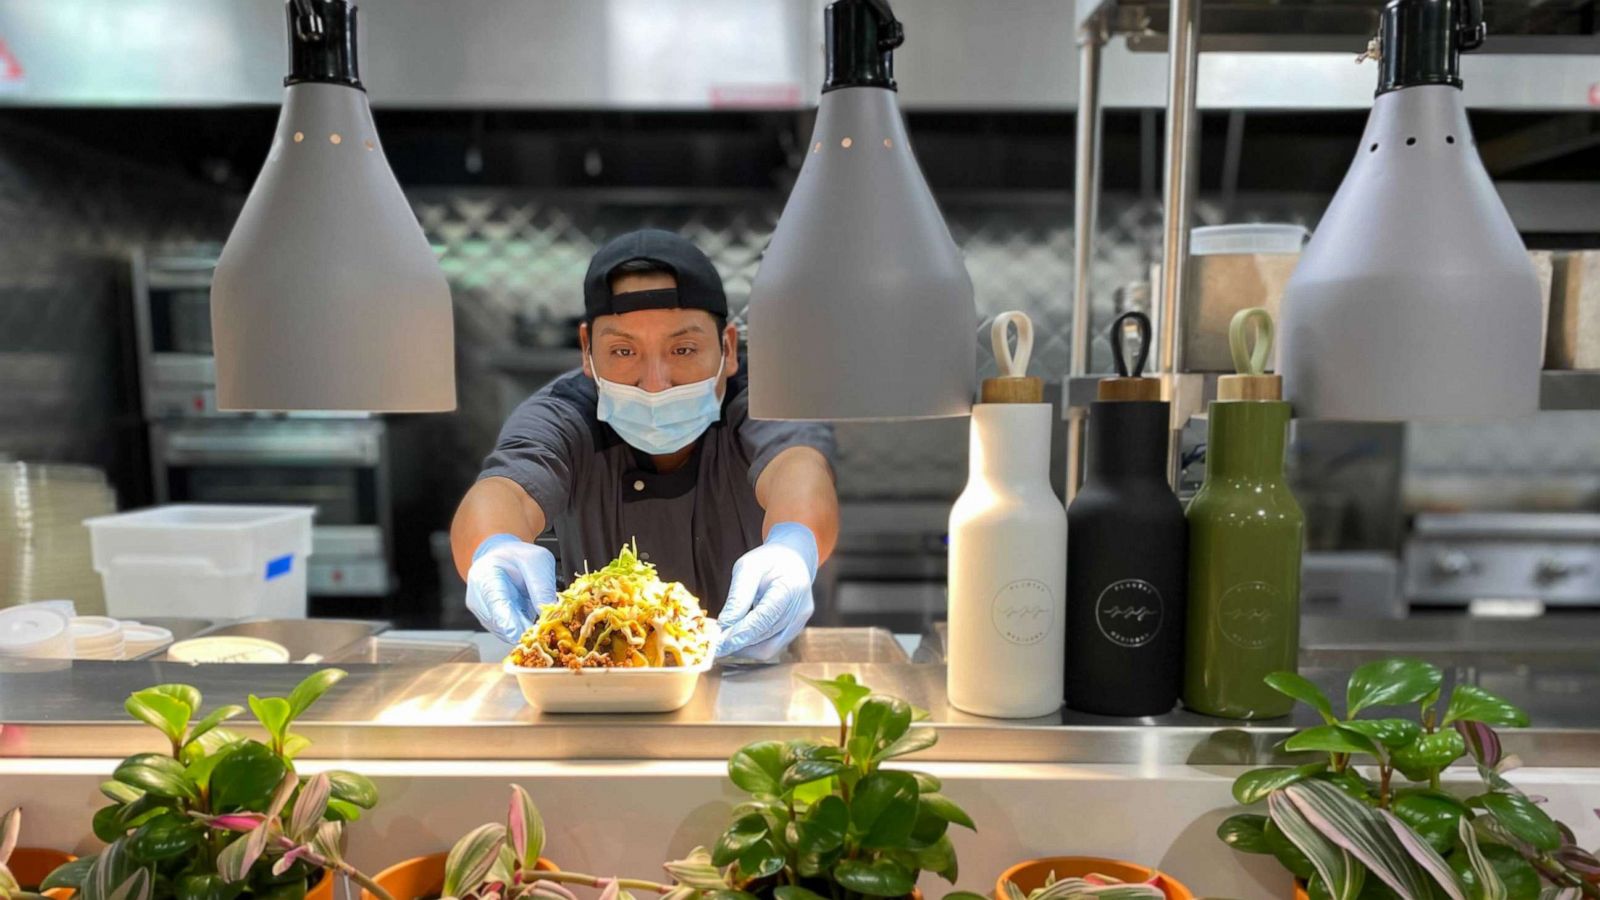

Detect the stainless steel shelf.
[{"left": 7, "top": 620, "right": 1600, "bottom": 766}]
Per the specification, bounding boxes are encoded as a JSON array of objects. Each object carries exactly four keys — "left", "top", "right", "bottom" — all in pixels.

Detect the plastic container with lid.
[
  {"left": 1190, "top": 223, "right": 1311, "bottom": 256},
  {"left": 167, "top": 636, "right": 292, "bottom": 664},
  {"left": 86, "top": 505, "right": 314, "bottom": 620}
]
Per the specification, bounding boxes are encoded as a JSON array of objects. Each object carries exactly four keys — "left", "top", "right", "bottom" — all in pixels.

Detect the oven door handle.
[{"left": 163, "top": 433, "right": 381, "bottom": 466}]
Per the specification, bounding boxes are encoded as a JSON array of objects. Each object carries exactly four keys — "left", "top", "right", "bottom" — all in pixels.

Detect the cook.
[{"left": 451, "top": 229, "right": 839, "bottom": 662}]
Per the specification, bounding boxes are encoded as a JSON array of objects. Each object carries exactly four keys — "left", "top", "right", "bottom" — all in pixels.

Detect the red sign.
[
  {"left": 1589, "top": 83, "right": 1600, "bottom": 108},
  {"left": 0, "top": 39, "right": 23, "bottom": 82}
]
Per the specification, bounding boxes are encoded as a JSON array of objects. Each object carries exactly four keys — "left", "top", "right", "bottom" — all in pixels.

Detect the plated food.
[{"left": 507, "top": 543, "right": 715, "bottom": 671}]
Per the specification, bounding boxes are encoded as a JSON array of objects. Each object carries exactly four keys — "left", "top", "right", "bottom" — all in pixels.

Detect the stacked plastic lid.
[
  {"left": 69, "top": 615, "right": 125, "bottom": 660},
  {"left": 0, "top": 602, "right": 74, "bottom": 659},
  {"left": 0, "top": 462, "right": 116, "bottom": 614},
  {"left": 0, "top": 601, "right": 174, "bottom": 661}
]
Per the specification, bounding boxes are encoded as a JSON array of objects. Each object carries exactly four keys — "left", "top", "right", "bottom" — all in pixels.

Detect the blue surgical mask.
[{"left": 592, "top": 349, "right": 725, "bottom": 455}]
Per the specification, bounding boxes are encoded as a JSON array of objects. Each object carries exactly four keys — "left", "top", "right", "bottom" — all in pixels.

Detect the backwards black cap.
[{"left": 583, "top": 229, "right": 729, "bottom": 324}]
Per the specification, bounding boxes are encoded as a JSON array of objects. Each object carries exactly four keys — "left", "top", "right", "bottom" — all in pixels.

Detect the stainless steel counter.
[{"left": 3, "top": 616, "right": 1600, "bottom": 766}]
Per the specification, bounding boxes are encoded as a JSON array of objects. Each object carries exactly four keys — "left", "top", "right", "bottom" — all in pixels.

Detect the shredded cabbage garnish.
[{"left": 507, "top": 543, "right": 713, "bottom": 670}]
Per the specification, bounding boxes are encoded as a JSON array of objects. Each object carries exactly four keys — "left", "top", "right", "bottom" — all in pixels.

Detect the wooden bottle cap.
[
  {"left": 1097, "top": 377, "right": 1161, "bottom": 402},
  {"left": 1097, "top": 310, "right": 1161, "bottom": 402},
  {"left": 1218, "top": 306, "right": 1282, "bottom": 401},
  {"left": 981, "top": 311, "right": 1045, "bottom": 404},
  {"left": 982, "top": 376, "right": 1044, "bottom": 404}
]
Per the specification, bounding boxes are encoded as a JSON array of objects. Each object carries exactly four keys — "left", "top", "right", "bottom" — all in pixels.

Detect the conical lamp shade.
[
  {"left": 1280, "top": 84, "right": 1541, "bottom": 420},
  {"left": 748, "top": 86, "right": 976, "bottom": 421},
  {"left": 211, "top": 82, "right": 456, "bottom": 412}
]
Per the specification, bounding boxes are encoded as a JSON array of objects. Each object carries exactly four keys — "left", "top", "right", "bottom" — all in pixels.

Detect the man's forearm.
[
  {"left": 450, "top": 476, "right": 548, "bottom": 579},
  {"left": 755, "top": 447, "right": 840, "bottom": 563}
]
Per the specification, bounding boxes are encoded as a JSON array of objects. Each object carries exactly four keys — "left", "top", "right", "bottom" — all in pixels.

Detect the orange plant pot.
[
  {"left": 1294, "top": 882, "right": 1310, "bottom": 900},
  {"left": 9, "top": 847, "right": 77, "bottom": 900},
  {"left": 360, "top": 852, "right": 559, "bottom": 900},
  {"left": 995, "top": 857, "right": 1195, "bottom": 900}
]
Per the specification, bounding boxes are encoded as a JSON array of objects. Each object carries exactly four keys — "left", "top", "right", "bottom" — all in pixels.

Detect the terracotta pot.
[
  {"left": 305, "top": 868, "right": 336, "bottom": 900},
  {"left": 8, "top": 847, "right": 77, "bottom": 900},
  {"left": 1294, "top": 882, "right": 1310, "bottom": 900},
  {"left": 995, "top": 857, "right": 1195, "bottom": 900},
  {"left": 361, "top": 852, "right": 558, "bottom": 900}
]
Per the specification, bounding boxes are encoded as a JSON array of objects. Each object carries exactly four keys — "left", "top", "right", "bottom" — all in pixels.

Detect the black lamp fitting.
[
  {"left": 285, "top": 0, "right": 363, "bottom": 91},
  {"left": 822, "top": 0, "right": 904, "bottom": 93},
  {"left": 1377, "top": 0, "right": 1485, "bottom": 94}
]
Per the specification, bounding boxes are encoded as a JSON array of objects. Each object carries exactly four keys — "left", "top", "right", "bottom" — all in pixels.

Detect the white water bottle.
[{"left": 947, "top": 312, "right": 1067, "bottom": 719}]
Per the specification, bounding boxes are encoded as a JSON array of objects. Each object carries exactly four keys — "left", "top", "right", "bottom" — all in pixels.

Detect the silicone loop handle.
[
  {"left": 991, "top": 311, "right": 1034, "bottom": 378},
  {"left": 1109, "top": 310, "right": 1152, "bottom": 378},
  {"left": 1229, "top": 307, "right": 1275, "bottom": 376}
]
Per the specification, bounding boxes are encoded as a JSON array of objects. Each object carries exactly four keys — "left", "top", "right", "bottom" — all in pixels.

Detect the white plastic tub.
[
  {"left": 86, "top": 505, "right": 315, "bottom": 620},
  {"left": 503, "top": 656, "right": 714, "bottom": 714},
  {"left": 1190, "top": 223, "right": 1310, "bottom": 256}
]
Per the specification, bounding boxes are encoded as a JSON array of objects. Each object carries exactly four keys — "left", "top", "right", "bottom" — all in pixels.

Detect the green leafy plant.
[
  {"left": 41, "top": 670, "right": 391, "bottom": 900},
  {"left": 999, "top": 871, "right": 1165, "bottom": 900},
  {"left": 1217, "top": 659, "right": 1600, "bottom": 900},
  {"left": 662, "top": 674, "right": 976, "bottom": 900},
  {"left": 439, "top": 784, "right": 682, "bottom": 900}
]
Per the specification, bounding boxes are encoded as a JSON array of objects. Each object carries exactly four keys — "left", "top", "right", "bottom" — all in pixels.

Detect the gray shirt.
[{"left": 478, "top": 363, "right": 836, "bottom": 616}]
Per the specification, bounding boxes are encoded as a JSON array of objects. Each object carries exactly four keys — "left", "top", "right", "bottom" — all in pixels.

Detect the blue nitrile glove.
[
  {"left": 465, "top": 533, "right": 558, "bottom": 644},
  {"left": 717, "top": 522, "right": 819, "bottom": 662}
]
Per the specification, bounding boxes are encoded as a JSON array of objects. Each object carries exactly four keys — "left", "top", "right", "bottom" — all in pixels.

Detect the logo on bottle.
[
  {"left": 991, "top": 578, "right": 1054, "bottom": 645},
  {"left": 1218, "top": 581, "right": 1280, "bottom": 650},
  {"left": 1093, "top": 579, "right": 1164, "bottom": 648}
]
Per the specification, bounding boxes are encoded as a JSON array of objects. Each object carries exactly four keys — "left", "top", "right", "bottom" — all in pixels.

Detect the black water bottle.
[{"left": 1065, "top": 312, "right": 1187, "bottom": 716}]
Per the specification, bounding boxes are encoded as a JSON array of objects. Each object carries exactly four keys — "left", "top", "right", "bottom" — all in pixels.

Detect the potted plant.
[
  {"left": 1216, "top": 659, "right": 1600, "bottom": 900},
  {"left": 995, "top": 859, "right": 1191, "bottom": 900},
  {"left": 3, "top": 806, "right": 78, "bottom": 900},
  {"left": 39, "top": 669, "right": 392, "bottom": 900},
  {"left": 660, "top": 674, "right": 978, "bottom": 900},
  {"left": 360, "top": 785, "right": 562, "bottom": 900},
  {"left": 996, "top": 867, "right": 1170, "bottom": 900}
]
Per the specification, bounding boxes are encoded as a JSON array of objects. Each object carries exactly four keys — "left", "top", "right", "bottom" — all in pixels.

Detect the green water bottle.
[{"left": 1184, "top": 308, "right": 1304, "bottom": 719}]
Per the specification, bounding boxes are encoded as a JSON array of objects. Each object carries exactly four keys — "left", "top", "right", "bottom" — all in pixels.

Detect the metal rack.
[{"left": 1066, "top": 0, "right": 1600, "bottom": 497}]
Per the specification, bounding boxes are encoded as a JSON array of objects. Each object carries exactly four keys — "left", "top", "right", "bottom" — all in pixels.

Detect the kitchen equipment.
[
  {"left": 504, "top": 656, "right": 713, "bottom": 714},
  {"left": 87, "top": 505, "right": 314, "bottom": 620},
  {"left": 1066, "top": 312, "right": 1187, "bottom": 716},
  {"left": 749, "top": 0, "right": 975, "bottom": 421},
  {"left": 784, "top": 627, "right": 909, "bottom": 664},
  {"left": 1301, "top": 552, "right": 1404, "bottom": 619},
  {"left": 177, "top": 618, "right": 384, "bottom": 663},
  {"left": 325, "top": 635, "right": 478, "bottom": 666},
  {"left": 1403, "top": 513, "right": 1600, "bottom": 608},
  {"left": 210, "top": 0, "right": 455, "bottom": 413},
  {"left": 167, "top": 636, "right": 292, "bottom": 664},
  {"left": 0, "top": 463, "right": 116, "bottom": 614},
  {"left": 1280, "top": 0, "right": 1542, "bottom": 420},
  {"left": 0, "top": 605, "right": 73, "bottom": 659},
  {"left": 948, "top": 312, "right": 1067, "bottom": 719},
  {"left": 1184, "top": 309, "right": 1303, "bottom": 719},
  {"left": 132, "top": 248, "right": 400, "bottom": 602},
  {"left": 1184, "top": 223, "right": 1307, "bottom": 372},
  {"left": 1547, "top": 251, "right": 1600, "bottom": 370}
]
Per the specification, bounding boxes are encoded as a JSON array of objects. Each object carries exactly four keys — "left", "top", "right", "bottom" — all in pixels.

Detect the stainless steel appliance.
[
  {"left": 131, "top": 247, "right": 398, "bottom": 602},
  {"left": 1403, "top": 513, "right": 1600, "bottom": 608}
]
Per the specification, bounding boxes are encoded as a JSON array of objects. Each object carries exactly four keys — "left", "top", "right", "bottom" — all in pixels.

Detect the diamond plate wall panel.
[{"left": 411, "top": 189, "right": 1329, "bottom": 501}]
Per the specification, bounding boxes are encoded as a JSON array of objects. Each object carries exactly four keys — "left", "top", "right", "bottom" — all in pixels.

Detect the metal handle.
[
  {"left": 1457, "top": 0, "right": 1486, "bottom": 51},
  {"left": 292, "top": 0, "right": 325, "bottom": 42},
  {"left": 1110, "top": 311, "right": 1152, "bottom": 378}
]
